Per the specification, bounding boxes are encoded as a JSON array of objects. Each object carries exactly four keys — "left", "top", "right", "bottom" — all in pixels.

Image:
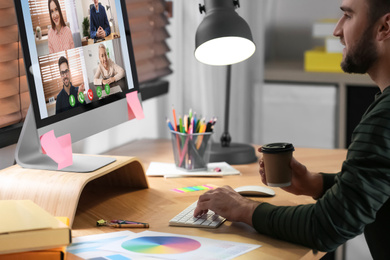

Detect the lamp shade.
[{"left": 195, "top": 0, "right": 256, "bottom": 66}]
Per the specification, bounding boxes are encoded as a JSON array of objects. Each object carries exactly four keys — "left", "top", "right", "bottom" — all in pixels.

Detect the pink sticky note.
[
  {"left": 40, "top": 130, "right": 73, "bottom": 170},
  {"left": 126, "top": 92, "right": 144, "bottom": 120}
]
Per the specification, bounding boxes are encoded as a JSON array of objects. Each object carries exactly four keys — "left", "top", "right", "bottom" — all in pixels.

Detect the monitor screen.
[{"left": 14, "top": 0, "right": 142, "bottom": 172}]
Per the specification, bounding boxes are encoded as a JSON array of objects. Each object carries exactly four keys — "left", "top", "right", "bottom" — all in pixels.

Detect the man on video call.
[
  {"left": 90, "top": 0, "right": 111, "bottom": 40},
  {"left": 56, "top": 56, "right": 85, "bottom": 114},
  {"left": 194, "top": 0, "right": 390, "bottom": 259}
]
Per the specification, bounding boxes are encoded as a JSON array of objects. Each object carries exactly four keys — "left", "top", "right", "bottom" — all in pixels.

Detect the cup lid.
[{"left": 261, "top": 143, "right": 294, "bottom": 153}]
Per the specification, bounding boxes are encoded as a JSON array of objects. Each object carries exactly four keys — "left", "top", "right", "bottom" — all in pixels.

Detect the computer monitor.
[{"left": 14, "top": 0, "right": 142, "bottom": 172}]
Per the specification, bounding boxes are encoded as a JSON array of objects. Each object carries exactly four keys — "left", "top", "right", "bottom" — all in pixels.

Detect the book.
[
  {"left": 0, "top": 200, "right": 71, "bottom": 255},
  {"left": 325, "top": 37, "right": 344, "bottom": 53},
  {"left": 0, "top": 248, "right": 64, "bottom": 260},
  {"left": 312, "top": 19, "right": 338, "bottom": 38},
  {"left": 304, "top": 46, "right": 343, "bottom": 73}
]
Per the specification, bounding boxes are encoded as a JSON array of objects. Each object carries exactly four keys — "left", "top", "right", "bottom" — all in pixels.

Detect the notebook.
[{"left": 0, "top": 200, "right": 71, "bottom": 255}]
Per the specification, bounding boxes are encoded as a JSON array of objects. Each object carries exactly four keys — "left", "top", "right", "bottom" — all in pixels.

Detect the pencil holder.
[{"left": 170, "top": 130, "right": 213, "bottom": 171}]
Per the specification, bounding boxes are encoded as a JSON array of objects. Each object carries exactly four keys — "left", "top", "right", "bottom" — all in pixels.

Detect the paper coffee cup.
[{"left": 261, "top": 143, "right": 294, "bottom": 187}]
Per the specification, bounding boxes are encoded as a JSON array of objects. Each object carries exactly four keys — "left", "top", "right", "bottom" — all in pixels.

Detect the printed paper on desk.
[
  {"left": 66, "top": 231, "right": 151, "bottom": 260},
  {"left": 99, "top": 230, "right": 260, "bottom": 260},
  {"left": 146, "top": 162, "right": 240, "bottom": 177}
]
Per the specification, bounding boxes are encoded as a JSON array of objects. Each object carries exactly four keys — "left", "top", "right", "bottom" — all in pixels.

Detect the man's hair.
[
  {"left": 58, "top": 56, "right": 68, "bottom": 68},
  {"left": 48, "top": 0, "right": 66, "bottom": 30},
  {"left": 368, "top": 0, "right": 390, "bottom": 24}
]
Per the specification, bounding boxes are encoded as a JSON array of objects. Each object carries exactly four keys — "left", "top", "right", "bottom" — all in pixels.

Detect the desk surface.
[
  {"left": 88, "top": 78, "right": 127, "bottom": 102},
  {"left": 71, "top": 139, "right": 347, "bottom": 260},
  {"left": 87, "top": 33, "right": 118, "bottom": 45}
]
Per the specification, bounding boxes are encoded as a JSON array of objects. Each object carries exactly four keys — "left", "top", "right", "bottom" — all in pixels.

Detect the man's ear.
[{"left": 377, "top": 13, "right": 390, "bottom": 41}]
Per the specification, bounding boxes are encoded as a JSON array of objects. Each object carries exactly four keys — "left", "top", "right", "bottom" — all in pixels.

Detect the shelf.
[
  {"left": 265, "top": 60, "right": 376, "bottom": 87},
  {"left": 139, "top": 79, "right": 169, "bottom": 101},
  {"left": 264, "top": 60, "right": 378, "bottom": 149}
]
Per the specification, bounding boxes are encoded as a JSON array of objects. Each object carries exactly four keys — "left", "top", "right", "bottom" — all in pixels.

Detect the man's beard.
[
  {"left": 341, "top": 25, "right": 378, "bottom": 74},
  {"left": 63, "top": 78, "right": 70, "bottom": 88}
]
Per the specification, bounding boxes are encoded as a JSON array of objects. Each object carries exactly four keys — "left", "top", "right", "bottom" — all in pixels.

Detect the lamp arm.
[{"left": 221, "top": 64, "right": 232, "bottom": 147}]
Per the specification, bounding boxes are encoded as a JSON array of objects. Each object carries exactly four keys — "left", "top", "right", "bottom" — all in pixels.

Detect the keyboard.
[{"left": 169, "top": 201, "right": 226, "bottom": 228}]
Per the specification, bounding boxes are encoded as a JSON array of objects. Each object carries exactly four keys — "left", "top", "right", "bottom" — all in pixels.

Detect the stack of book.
[
  {"left": 304, "top": 19, "right": 343, "bottom": 73},
  {"left": 0, "top": 200, "right": 72, "bottom": 260}
]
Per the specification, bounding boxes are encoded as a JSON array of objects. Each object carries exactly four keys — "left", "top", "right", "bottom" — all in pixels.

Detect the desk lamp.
[{"left": 195, "top": 0, "right": 257, "bottom": 164}]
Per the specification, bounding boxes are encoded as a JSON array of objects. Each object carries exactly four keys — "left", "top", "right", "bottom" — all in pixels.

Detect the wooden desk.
[
  {"left": 87, "top": 33, "right": 119, "bottom": 45},
  {"left": 71, "top": 139, "right": 347, "bottom": 260},
  {"left": 88, "top": 78, "right": 127, "bottom": 102}
]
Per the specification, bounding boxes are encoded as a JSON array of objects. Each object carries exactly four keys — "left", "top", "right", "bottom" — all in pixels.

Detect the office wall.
[
  {"left": 264, "top": 0, "right": 342, "bottom": 62},
  {"left": 261, "top": 83, "right": 337, "bottom": 149},
  {"left": 0, "top": 144, "right": 16, "bottom": 169}
]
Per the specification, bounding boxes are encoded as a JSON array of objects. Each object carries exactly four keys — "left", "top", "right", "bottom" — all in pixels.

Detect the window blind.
[
  {"left": 0, "top": 1, "right": 29, "bottom": 129},
  {"left": 126, "top": 0, "right": 172, "bottom": 83}
]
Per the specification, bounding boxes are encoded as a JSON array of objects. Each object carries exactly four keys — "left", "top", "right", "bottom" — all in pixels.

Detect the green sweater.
[{"left": 252, "top": 87, "right": 390, "bottom": 259}]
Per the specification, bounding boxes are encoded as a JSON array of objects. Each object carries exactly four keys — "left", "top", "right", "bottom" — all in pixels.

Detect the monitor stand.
[{"left": 15, "top": 107, "right": 116, "bottom": 172}]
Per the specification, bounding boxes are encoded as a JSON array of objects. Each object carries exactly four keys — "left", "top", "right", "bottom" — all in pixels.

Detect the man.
[
  {"left": 194, "top": 0, "right": 390, "bottom": 258},
  {"left": 56, "top": 56, "right": 85, "bottom": 114},
  {"left": 90, "top": 0, "right": 111, "bottom": 40}
]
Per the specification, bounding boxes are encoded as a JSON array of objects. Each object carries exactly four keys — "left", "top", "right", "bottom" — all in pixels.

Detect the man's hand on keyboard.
[{"left": 194, "top": 185, "right": 260, "bottom": 226}]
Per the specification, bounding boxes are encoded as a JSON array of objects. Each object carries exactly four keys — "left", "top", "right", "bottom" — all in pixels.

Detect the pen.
[
  {"left": 206, "top": 121, "right": 212, "bottom": 132},
  {"left": 179, "top": 124, "right": 192, "bottom": 167},
  {"left": 193, "top": 113, "right": 197, "bottom": 130},
  {"left": 190, "top": 117, "right": 194, "bottom": 134},
  {"left": 184, "top": 115, "right": 188, "bottom": 133},
  {"left": 196, "top": 123, "right": 207, "bottom": 149},
  {"left": 110, "top": 219, "right": 148, "bottom": 224},
  {"left": 179, "top": 116, "right": 184, "bottom": 133},
  {"left": 109, "top": 223, "right": 149, "bottom": 228},
  {"left": 196, "top": 117, "right": 205, "bottom": 133},
  {"left": 166, "top": 118, "right": 174, "bottom": 131},
  {"left": 172, "top": 106, "right": 178, "bottom": 131}
]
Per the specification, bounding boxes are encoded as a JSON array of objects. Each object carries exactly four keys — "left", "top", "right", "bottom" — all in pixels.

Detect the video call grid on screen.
[{"left": 20, "top": 0, "right": 136, "bottom": 123}]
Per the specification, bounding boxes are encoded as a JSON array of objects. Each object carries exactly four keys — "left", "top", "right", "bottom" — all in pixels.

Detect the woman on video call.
[
  {"left": 94, "top": 44, "right": 125, "bottom": 85},
  {"left": 48, "top": 0, "right": 74, "bottom": 54}
]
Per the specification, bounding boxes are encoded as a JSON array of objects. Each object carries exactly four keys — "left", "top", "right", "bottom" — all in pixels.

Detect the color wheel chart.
[
  {"left": 121, "top": 236, "right": 201, "bottom": 254},
  {"left": 98, "top": 231, "right": 261, "bottom": 259}
]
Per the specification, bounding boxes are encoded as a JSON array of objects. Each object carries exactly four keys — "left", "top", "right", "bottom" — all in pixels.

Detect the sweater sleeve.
[
  {"left": 93, "top": 65, "right": 103, "bottom": 85},
  {"left": 112, "top": 61, "right": 125, "bottom": 82},
  {"left": 321, "top": 173, "right": 336, "bottom": 194},
  {"left": 252, "top": 105, "right": 390, "bottom": 252},
  {"left": 90, "top": 11, "right": 97, "bottom": 39}
]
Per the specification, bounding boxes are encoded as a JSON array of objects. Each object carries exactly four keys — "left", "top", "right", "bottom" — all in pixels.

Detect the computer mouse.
[{"left": 234, "top": 185, "right": 275, "bottom": 197}]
